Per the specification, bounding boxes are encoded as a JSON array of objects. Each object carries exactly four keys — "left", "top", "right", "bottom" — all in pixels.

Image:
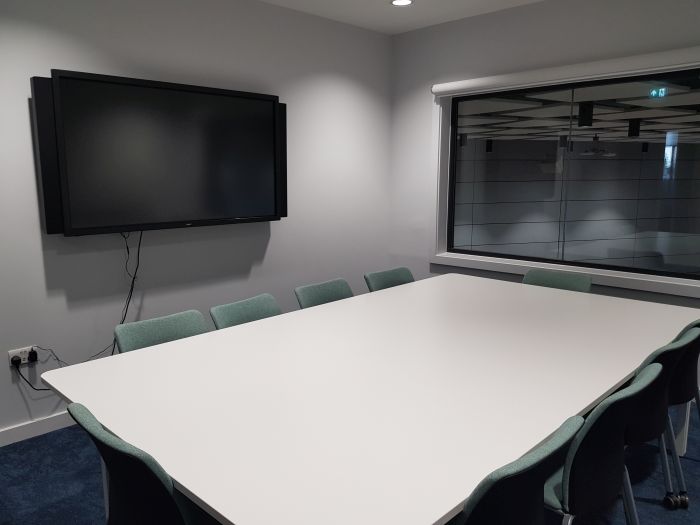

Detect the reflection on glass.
[
  {"left": 663, "top": 132, "right": 678, "bottom": 180},
  {"left": 450, "top": 68, "right": 700, "bottom": 278}
]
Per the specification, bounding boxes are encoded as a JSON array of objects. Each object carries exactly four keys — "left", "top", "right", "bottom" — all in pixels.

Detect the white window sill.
[{"left": 431, "top": 251, "right": 700, "bottom": 299}]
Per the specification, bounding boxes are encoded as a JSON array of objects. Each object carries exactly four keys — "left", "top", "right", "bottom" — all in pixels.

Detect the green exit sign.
[{"left": 649, "top": 87, "right": 667, "bottom": 98}]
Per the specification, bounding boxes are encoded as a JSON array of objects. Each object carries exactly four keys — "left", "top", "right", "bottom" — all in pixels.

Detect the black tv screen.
[{"left": 31, "top": 70, "right": 286, "bottom": 235}]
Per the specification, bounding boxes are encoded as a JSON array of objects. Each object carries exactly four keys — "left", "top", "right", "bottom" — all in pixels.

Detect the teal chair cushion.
[
  {"left": 664, "top": 326, "right": 700, "bottom": 406},
  {"left": 638, "top": 326, "right": 700, "bottom": 371},
  {"left": 673, "top": 319, "right": 700, "bottom": 342},
  {"left": 210, "top": 293, "right": 282, "bottom": 329},
  {"left": 364, "top": 267, "right": 414, "bottom": 292},
  {"left": 68, "top": 403, "right": 219, "bottom": 525},
  {"left": 67, "top": 403, "right": 173, "bottom": 490},
  {"left": 115, "top": 310, "right": 208, "bottom": 353},
  {"left": 522, "top": 269, "right": 592, "bottom": 293},
  {"left": 294, "top": 278, "right": 353, "bottom": 309},
  {"left": 545, "top": 363, "right": 662, "bottom": 515},
  {"left": 67, "top": 403, "right": 183, "bottom": 524},
  {"left": 461, "top": 415, "right": 583, "bottom": 524},
  {"left": 543, "top": 465, "right": 565, "bottom": 512},
  {"left": 563, "top": 363, "right": 662, "bottom": 509}
]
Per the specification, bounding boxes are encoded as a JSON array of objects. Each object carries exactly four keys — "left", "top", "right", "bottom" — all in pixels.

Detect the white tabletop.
[{"left": 42, "top": 274, "right": 699, "bottom": 525}]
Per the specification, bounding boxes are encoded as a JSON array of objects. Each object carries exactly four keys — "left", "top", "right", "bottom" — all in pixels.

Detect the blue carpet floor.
[
  {"left": 0, "top": 425, "right": 104, "bottom": 524},
  {"left": 1, "top": 407, "right": 699, "bottom": 524}
]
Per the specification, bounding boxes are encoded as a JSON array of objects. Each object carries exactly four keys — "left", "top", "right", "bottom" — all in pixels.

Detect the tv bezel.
[{"left": 47, "top": 69, "right": 287, "bottom": 236}]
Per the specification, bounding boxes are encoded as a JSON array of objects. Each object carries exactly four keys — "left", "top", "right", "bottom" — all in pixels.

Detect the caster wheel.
[
  {"left": 679, "top": 493, "right": 689, "bottom": 509},
  {"left": 663, "top": 494, "right": 679, "bottom": 510}
]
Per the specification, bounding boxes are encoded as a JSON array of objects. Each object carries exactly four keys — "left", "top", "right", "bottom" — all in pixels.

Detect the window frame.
[{"left": 430, "top": 46, "right": 700, "bottom": 298}]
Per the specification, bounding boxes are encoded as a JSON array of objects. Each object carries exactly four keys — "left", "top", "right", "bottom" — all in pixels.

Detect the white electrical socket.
[{"left": 8, "top": 346, "right": 33, "bottom": 366}]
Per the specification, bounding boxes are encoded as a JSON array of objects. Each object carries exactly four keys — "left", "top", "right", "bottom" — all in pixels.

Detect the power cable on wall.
[{"left": 13, "top": 232, "right": 144, "bottom": 390}]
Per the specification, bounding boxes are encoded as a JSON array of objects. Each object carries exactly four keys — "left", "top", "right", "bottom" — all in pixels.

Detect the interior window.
[{"left": 449, "top": 69, "right": 700, "bottom": 279}]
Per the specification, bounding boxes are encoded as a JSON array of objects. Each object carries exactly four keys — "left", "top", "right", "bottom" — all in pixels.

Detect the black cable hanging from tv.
[{"left": 111, "top": 231, "right": 144, "bottom": 355}]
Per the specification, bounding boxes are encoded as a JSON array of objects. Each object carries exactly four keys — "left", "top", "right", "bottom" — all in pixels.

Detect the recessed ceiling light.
[{"left": 391, "top": 0, "right": 413, "bottom": 6}]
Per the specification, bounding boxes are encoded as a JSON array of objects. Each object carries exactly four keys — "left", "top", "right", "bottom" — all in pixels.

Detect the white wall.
[
  {"left": 390, "top": 0, "right": 700, "bottom": 284},
  {"left": 0, "top": 0, "right": 393, "bottom": 434}
]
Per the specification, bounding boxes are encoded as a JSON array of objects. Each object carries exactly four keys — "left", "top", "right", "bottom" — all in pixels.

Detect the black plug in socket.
[
  {"left": 28, "top": 348, "right": 38, "bottom": 364},
  {"left": 11, "top": 355, "right": 21, "bottom": 368}
]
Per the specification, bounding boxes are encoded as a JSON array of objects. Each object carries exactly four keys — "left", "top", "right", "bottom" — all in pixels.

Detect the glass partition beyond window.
[{"left": 449, "top": 69, "right": 700, "bottom": 279}]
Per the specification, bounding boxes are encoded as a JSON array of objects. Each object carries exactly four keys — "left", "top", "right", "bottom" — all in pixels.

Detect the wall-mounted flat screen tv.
[{"left": 31, "top": 70, "right": 286, "bottom": 236}]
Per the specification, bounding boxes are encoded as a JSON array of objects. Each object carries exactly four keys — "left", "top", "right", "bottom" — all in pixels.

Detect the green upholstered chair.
[
  {"left": 364, "top": 267, "right": 414, "bottom": 292},
  {"left": 67, "top": 403, "right": 219, "bottom": 525},
  {"left": 210, "top": 293, "right": 282, "bottom": 329},
  {"left": 447, "top": 416, "right": 584, "bottom": 525},
  {"left": 632, "top": 327, "right": 700, "bottom": 509},
  {"left": 522, "top": 269, "right": 592, "bottom": 293},
  {"left": 543, "top": 363, "right": 663, "bottom": 525},
  {"left": 294, "top": 278, "right": 353, "bottom": 309},
  {"left": 672, "top": 319, "right": 700, "bottom": 426},
  {"left": 114, "top": 310, "right": 208, "bottom": 353},
  {"left": 667, "top": 326, "right": 700, "bottom": 509}
]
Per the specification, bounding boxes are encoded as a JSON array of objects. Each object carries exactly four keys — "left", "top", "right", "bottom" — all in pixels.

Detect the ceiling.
[
  {"left": 258, "top": 0, "right": 546, "bottom": 35},
  {"left": 456, "top": 76, "right": 700, "bottom": 144}
]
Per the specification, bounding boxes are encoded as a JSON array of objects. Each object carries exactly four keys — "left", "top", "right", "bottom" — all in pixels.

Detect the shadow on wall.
[
  {"left": 39, "top": 223, "right": 271, "bottom": 303},
  {"left": 10, "top": 362, "right": 65, "bottom": 421}
]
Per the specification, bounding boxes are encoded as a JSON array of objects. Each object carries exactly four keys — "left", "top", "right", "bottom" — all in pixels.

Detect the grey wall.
[
  {"left": 0, "top": 0, "right": 393, "bottom": 432},
  {"left": 390, "top": 0, "right": 700, "bottom": 285}
]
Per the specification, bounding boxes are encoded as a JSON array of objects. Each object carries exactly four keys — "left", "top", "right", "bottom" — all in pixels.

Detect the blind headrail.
[{"left": 431, "top": 46, "right": 700, "bottom": 98}]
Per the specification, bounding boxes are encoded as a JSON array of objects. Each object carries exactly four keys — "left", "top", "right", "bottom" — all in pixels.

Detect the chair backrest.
[
  {"left": 294, "top": 278, "right": 353, "bottom": 309},
  {"left": 627, "top": 327, "right": 700, "bottom": 444},
  {"left": 522, "top": 269, "right": 592, "bottom": 293},
  {"left": 562, "top": 363, "right": 662, "bottom": 516},
  {"left": 673, "top": 319, "right": 700, "bottom": 342},
  {"left": 115, "top": 310, "right": 208, "bottom": 353},
  {"left": 668, "top": 326, "right": 700, "bottom": 405},
  {"left": 210, "top": 293, "right": 282, "bottom": 330},
  {"left": 461, "top": 416, "right": 584, "bottom": 525},
  {"left": 364, "top": 267, "right": 414, "bottom": 292},
  {"left": 67, "top": 403, "right": 185, "bottom": 525}
]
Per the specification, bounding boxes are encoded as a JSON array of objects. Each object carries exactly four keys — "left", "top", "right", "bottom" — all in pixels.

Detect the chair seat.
[{"left": 543, "top": 465, "right": 565, "bottom": 512}]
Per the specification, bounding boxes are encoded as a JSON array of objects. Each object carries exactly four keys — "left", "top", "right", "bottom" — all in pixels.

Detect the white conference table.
[{"left": 42, "top": 274, "right": 699, "bottom": 525}]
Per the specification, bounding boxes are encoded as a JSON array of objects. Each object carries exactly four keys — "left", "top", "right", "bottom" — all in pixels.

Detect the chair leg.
[
  {"left": 101, "top": 458, "right": 110, "bottom": 519},
  {"left": 695, "top": 389, "right": 700, "bottom": 422},
  {"left": 659, "top": 434, "right": 679, "bottom": 509},
  {"left": 666, "top": 414, "right": 689, "bottom": 508},
  {"left": 622, "top": 466, "right": 641, "bottom": 525},
  {"left": 674, "top": 402, "right": 691, "bottom": 457}
]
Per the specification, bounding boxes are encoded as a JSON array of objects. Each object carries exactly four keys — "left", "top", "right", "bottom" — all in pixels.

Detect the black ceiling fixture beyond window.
[{"left": 448, "top": 68, "right": 700, "bottom": 280}]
